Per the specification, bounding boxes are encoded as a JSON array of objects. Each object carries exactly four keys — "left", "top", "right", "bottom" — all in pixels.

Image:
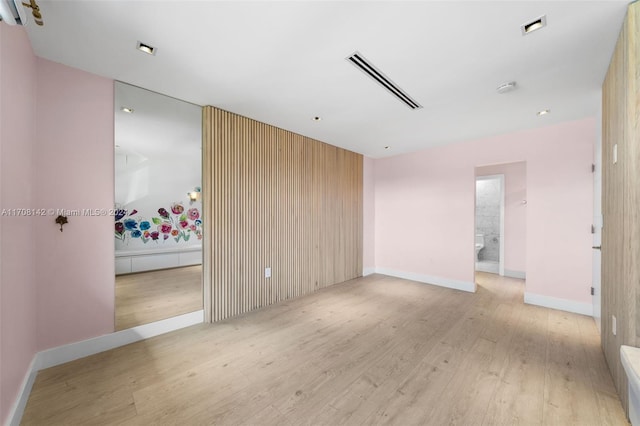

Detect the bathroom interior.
[
  {"left": 475, "top": 162, "right": 527, "bottom": 278},
  {"left": 475, "top": 175, "right": 503, "bottom": 274}
]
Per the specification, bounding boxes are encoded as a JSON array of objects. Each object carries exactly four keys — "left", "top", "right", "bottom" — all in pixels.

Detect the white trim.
[
  {"left": 375, "top": 267, "right": 476, "bottom": 293},
  {"left": 499, "top": 175, "right": 505, "bottom": 276},
  {"left": 115, "top": 245, "right": 202, "bottom": 257},
  {"left": 362, "top": 267, "right": 375, "bottom": 276},
  {"left": 7, "top": 310, "right": 203, "bottom": 426},
  {"left": 593, "top": 93, "right": 603, "bottom": 330},
  {"left": 524, "top": 292, "right": 593, "bottom": 316},
  {"left": 6, "top": 356, "right": 38, "bottom": 426},
  {"left": 115, "top": 249, "right": 203, "bottom": 275},
  {"left": 504, "top": 269, "right": 526, "bottom": 279},
  {"left": 36, "top": 310, "right": 204, "bottom": 370}
]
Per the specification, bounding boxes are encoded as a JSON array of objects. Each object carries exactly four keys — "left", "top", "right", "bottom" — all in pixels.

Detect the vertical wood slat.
[
  {"left": 202, "top": 108, "right": 213, "bottom": 322},
  {"left": 601, "top": 2, "right": 640, "bottom": 416},
  {"left": 202, "top": 106, "right": 363, "bottom": 322}
]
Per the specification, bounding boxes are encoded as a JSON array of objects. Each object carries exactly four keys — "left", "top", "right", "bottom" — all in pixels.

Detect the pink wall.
[
  {"left": 363, "top": 157, "right": 375, "bottom": 274},
  {"left": 375, "top": 117, "right": 594, "bottom": 304},
  {"left": 34, "top": 58, "right": 114, "bottom": 350},
  {"left": 476, "top": 162, "right": 527, "bottom": 274},
  {"left": 1, "top": 26, "right": 114, "bottom": 423},
  {"left": 0, "top": 23, "right": 38, "bottom": 424},
  {"left": 375, "top": 142, "right": 474, "bottom": 283}
]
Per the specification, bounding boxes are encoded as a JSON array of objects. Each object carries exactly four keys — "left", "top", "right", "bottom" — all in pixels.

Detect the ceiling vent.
[
  {"left": 0, "top": 0, "right": 26, "bottom": 25},
  {"left": 347, "top": 52, "right": 422, "bottom": 110}
]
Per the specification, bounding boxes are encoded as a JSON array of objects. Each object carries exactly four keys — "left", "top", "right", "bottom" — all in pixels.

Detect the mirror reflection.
[{"left": 114, "top": 82, "right": 203, "bottom": 331}]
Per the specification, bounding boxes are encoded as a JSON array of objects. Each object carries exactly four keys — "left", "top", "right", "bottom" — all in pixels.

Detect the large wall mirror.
[{"left": 114, "top": 82, "right": 203, "bottom": 330}]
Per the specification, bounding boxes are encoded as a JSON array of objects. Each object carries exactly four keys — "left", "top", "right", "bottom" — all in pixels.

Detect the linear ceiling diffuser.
[{"left": 347, "top": 51, "right": 422, "bottom": 110}]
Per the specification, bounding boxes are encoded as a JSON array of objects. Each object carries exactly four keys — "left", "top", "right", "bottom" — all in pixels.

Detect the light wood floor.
[
  {"left": 115, "top": 265, "right": 203, "bottom": 330},
  {"left": 23, "top": 273, "right": 627, "bottom": 425}
]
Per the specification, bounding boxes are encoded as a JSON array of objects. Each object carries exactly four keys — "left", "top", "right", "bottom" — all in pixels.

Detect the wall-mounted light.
[
  {"left": 21, "top": 0, "right": 44, "bottom": 26},
  {"left": 188, "top": 186, "right": 201, "bottom": 204},
  {"left": 55, "top": 215, "right": 68, "bottom": 232}
]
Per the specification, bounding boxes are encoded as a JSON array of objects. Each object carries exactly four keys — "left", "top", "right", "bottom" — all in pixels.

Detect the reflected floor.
[{"left": 115, "top": 265, "right": 202, "bottom": 330}]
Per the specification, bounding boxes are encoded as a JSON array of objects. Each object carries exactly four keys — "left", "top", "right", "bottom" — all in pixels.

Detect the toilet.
[{"left": 475, "top": 234, "right": 485, "bottom": 261}]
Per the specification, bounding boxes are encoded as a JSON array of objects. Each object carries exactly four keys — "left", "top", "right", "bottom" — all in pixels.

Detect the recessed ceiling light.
[
  {"left": 521, "top": 15, "right": 547, "bottom": 35},
  {"left": 121, "top": 107, "right": 134, "bottom": 113},
  {"left": 312, "top": 116, "right": 322, "bottom": 121},
  {"left": 496, "top": 81, "right": 517, "bottom": 94},
  {"left": 537, "top": 109, "right": 550, "bottom": 116},
  {"left": 136, "top": 41, "right": 156, "bottom": 55}
]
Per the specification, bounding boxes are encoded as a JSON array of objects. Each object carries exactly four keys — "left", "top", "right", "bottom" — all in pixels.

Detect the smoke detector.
[{"left": 496, "top": 81, "right": 517, "bottom": 94}]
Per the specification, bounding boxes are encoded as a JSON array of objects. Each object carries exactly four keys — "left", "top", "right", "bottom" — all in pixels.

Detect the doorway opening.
[
  {"left": 475, "top": 175, "right": 504, "bottom": 275},
  {"left": 474, "top": 162, "right": 527, "bottom": 280}
]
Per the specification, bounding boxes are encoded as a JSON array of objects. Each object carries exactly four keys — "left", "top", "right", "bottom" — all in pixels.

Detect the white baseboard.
[
  {"left": 504, "top": 269, "right": 526, "bottom": 279},
  {"left": 362, "top": 267, "right": 376, "bottom": 277},
  {"left": 7, "top": 310, "right": 204, "bottom": 426},
  {"left": 375, "top": 267, "right": 476, "bottom": 293},
  {"left": 36, "top": 310, "right": 204, "bottom": 370},
  {"left": 6, "top": 356, "right": 38, "bottom": 426},
  {"left": 524, "top": 292, "right": 593, "bottom": 316}
]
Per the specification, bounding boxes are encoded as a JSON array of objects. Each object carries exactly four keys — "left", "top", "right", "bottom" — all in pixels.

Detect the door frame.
[{"left": 592, "top": 95, "right": 603, "bottom": 332}]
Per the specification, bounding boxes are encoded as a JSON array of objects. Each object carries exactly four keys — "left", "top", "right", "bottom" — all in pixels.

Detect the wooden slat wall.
[
  {"left": 202, "top": 107, "right": 213, "bottom": 321},
  {"left": 630, "top": 2, "right": 640, "bottom": 350},
  {"left": 202, "top": 106, "right": 363, "bottom": 322},
  {"left": 601, "top": 2, "right": 639, "bottom": 415}
]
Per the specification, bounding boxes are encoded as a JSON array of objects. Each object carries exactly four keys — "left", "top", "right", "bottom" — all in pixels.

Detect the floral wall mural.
[
  {"left": 114, "top": 82, "right": 202, "bottom": 254},
  {"left": 115, "top": 202, "right": 202, "bottom": 245}
]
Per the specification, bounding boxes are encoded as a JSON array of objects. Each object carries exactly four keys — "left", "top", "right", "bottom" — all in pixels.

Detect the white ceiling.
[{"left": 24, "top": 1, "right": 628, "bottom": 158}]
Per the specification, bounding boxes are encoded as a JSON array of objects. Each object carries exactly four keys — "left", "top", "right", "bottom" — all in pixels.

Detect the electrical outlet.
[
  {"left": 265, "top": 267, "right": 271, "bottom": 278},
  {"left": 612, "top": 315, "right": 617, "bottom": 336}
]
